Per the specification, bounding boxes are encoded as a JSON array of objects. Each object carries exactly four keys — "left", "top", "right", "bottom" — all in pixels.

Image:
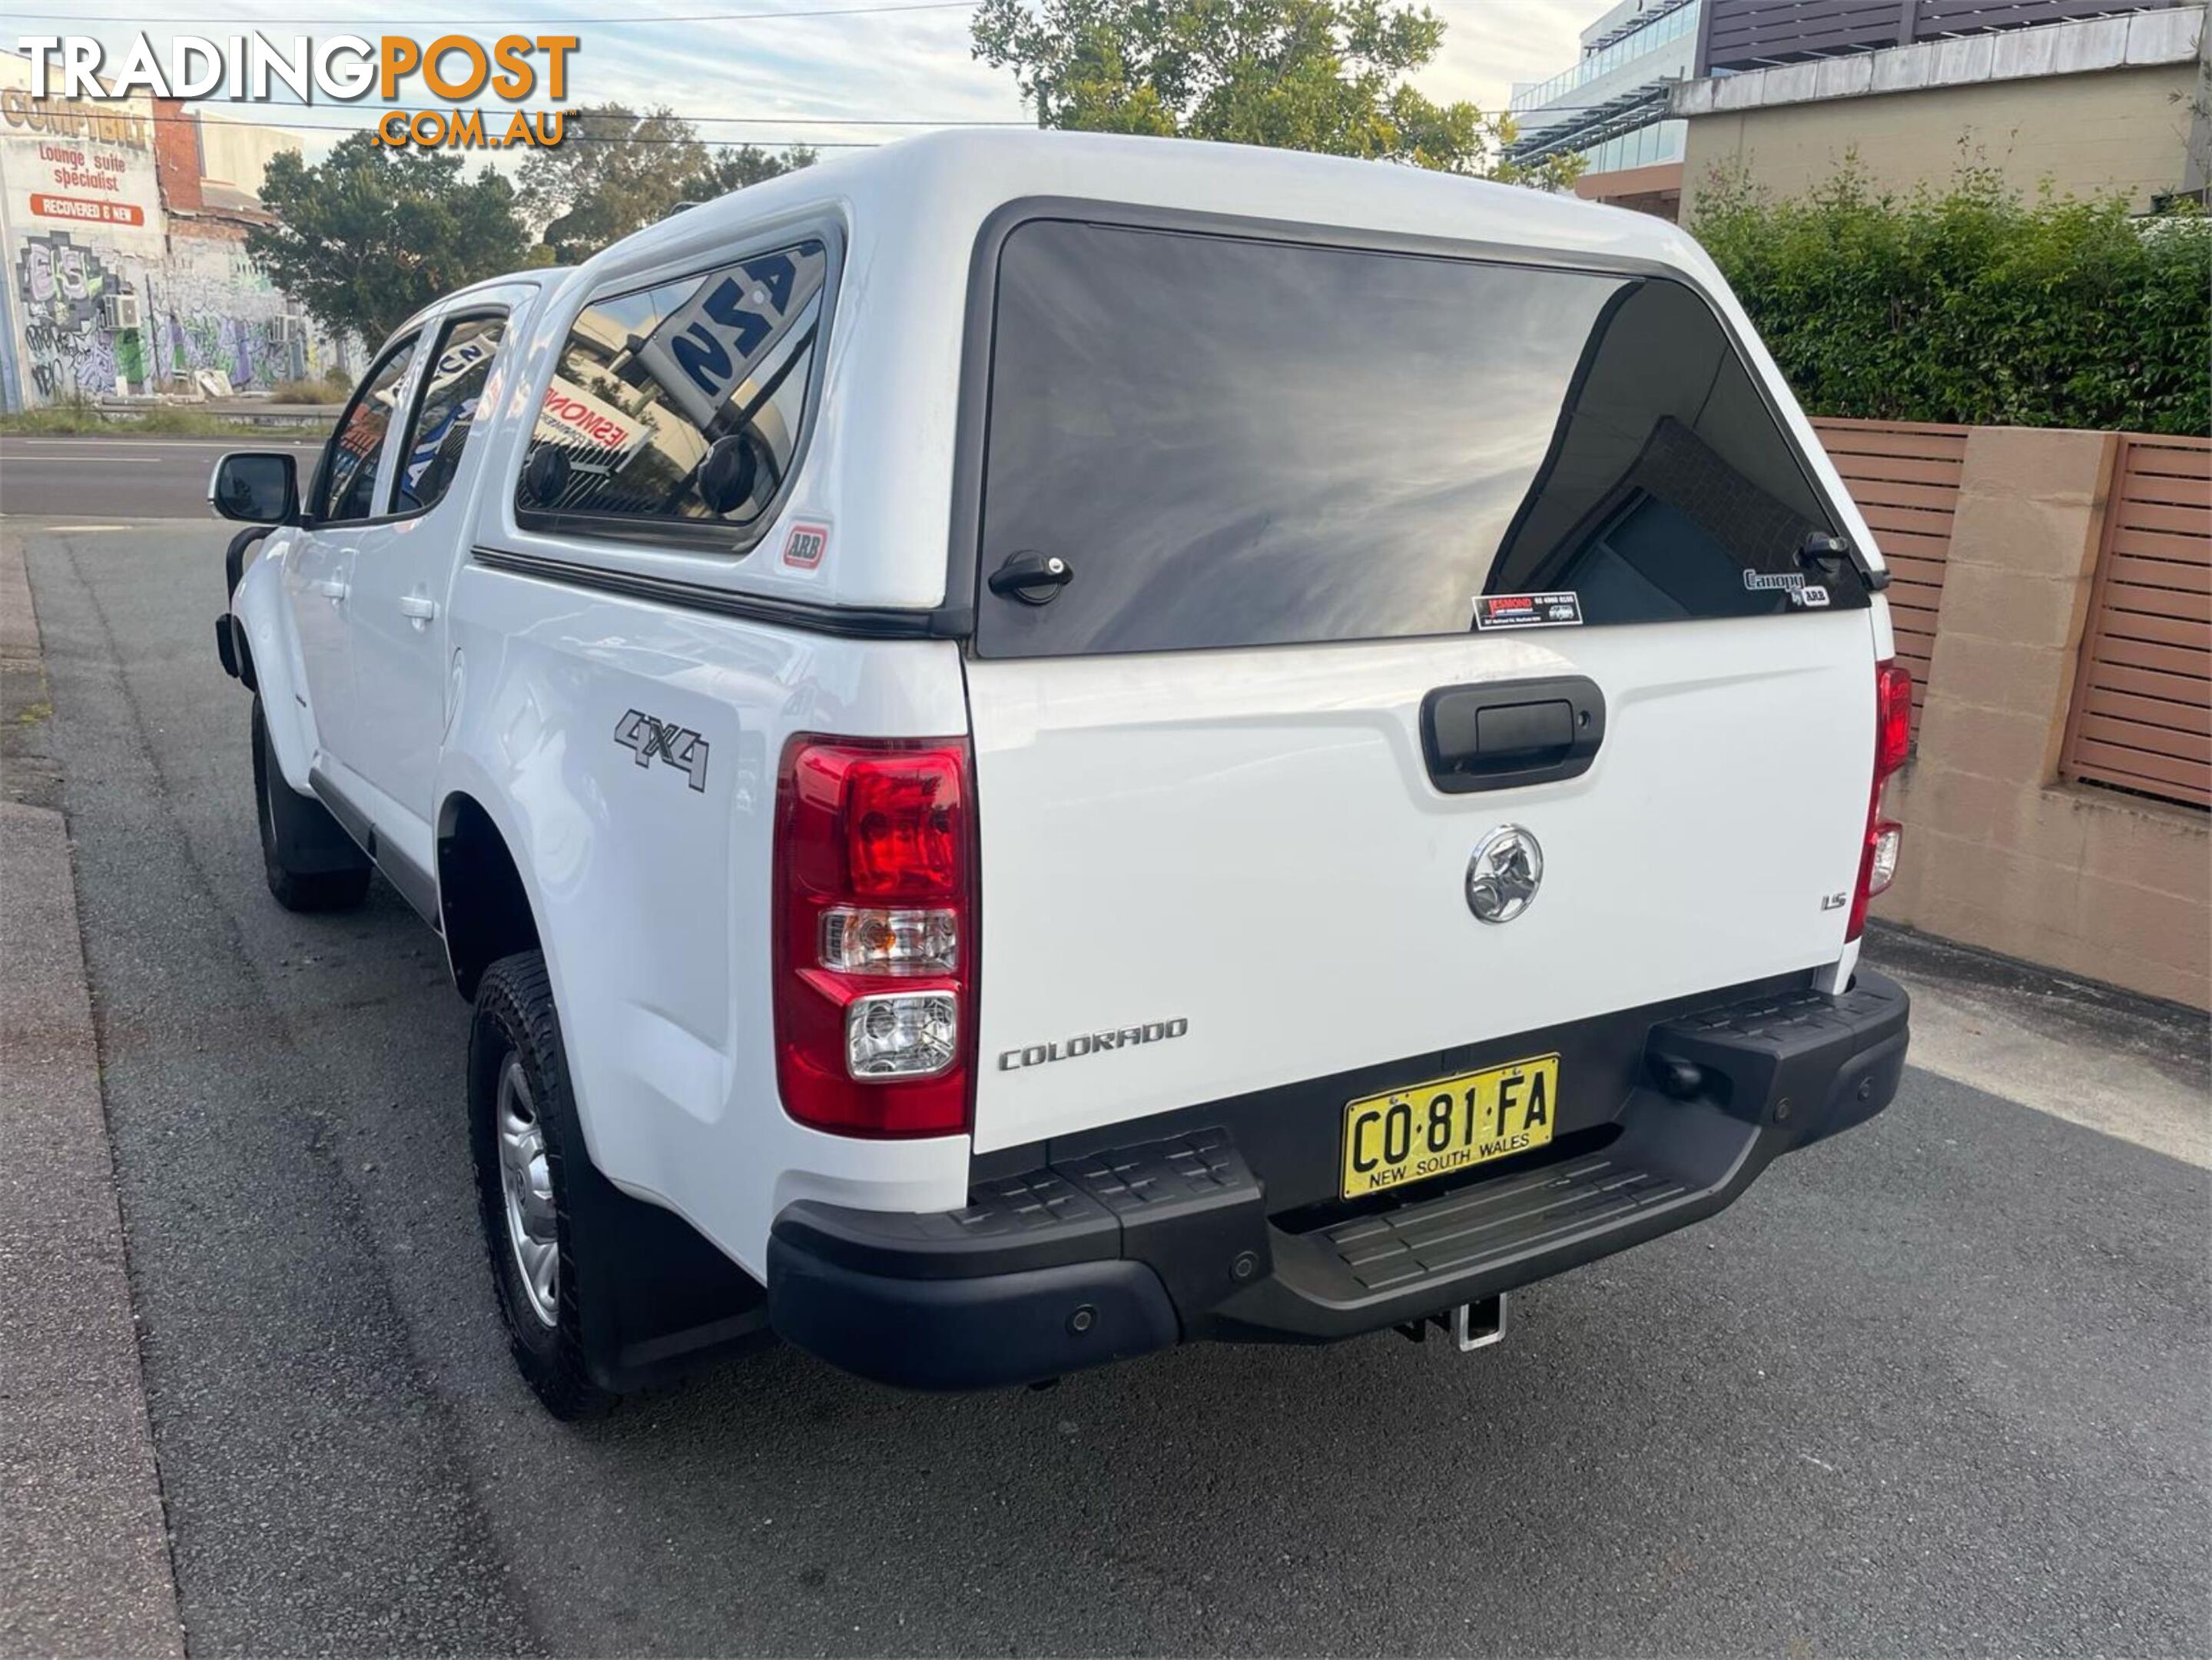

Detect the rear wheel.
[
  {"left": 251, "top": 697, "right": 370, "bottom": 912},
  {"left": 469, "top": 951, "right": 618, "bottom": 1420}
]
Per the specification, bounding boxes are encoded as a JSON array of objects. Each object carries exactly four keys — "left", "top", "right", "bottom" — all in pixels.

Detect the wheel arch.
[
  {"left": 230, "top": 534, "right": 317, "bottom": 793},
  {"left": 436, "top": 788, "right": 544, "bottom": 1001}
]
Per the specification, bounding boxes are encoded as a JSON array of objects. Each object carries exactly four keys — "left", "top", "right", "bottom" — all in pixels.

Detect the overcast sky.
[{"left": 14, "top": 0, "right": 1594, "bottom": 159}]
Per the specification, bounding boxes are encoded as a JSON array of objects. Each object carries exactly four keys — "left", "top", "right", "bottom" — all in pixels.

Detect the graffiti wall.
[
  {"left": 0, "top": 59, "right": 350, "bottom": 409},
  {"left": 150, "top": 237, "right": 343, "bottom": 390},
  {"left": 6, "top": 224, "right": 345, "bottom": 403},
  {"left": 0, "top": 71, "right": 159, "bottom": 403},
  {"left": 12, "top": 228, "right": 124, "bottom": 400}
]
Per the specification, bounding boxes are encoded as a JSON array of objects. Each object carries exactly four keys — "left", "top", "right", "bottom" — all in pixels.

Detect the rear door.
[{"left": 962, "top": 217, "right": 1879, "bottom": 1154}]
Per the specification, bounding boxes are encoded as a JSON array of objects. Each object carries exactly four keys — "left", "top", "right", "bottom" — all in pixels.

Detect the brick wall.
[
  {"left": 1856, "top": 427, "right": 2210, "bottom": 1008},
  {"left": 150, "top": 98, "right": 203, "bottom": 214}
]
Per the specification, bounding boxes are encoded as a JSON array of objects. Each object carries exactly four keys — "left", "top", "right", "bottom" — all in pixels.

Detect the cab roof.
[{"left": 586, "top": 127, "right": 1717, "bottom": 287}]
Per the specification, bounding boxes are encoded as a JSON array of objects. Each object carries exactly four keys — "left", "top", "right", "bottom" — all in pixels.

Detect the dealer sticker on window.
[{"left": 1474, "top": 591, "right": 1583, "bottom": 630}]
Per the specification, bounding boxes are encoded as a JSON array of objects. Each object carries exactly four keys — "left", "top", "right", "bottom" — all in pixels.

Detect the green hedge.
[{"left": 1691, "top": 164, "right": 2212, "bottom": 437}]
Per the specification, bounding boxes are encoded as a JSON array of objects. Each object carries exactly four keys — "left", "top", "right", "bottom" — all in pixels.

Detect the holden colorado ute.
[{"left": 210, "top": 130, "right": 1912, "bottom": 1418}]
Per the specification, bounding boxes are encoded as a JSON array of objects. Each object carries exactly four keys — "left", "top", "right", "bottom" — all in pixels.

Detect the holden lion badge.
[{"left": 1466, "top": 825, "right": 1544, "bottom": 924}]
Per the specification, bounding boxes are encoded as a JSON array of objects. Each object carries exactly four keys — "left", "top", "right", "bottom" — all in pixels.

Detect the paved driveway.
[{"left": 17, "top": 519, "right": 2212, "bottom": 1657}]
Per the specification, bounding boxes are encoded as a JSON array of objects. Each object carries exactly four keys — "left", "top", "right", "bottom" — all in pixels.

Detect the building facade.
[
  {"left": 0, "top": 51, "right": 350, "bottom": 410},
  {"left": 1669, "top": 0, "right": 2208, "bottom": 222},
  {"left": 1509, "top": 0, "right": 1704, "bottom": 219}
]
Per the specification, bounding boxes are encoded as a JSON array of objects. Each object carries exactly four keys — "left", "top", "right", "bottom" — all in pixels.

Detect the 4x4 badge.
[{"left": 613, "top": 709, "right": 710, "bottom": 792}]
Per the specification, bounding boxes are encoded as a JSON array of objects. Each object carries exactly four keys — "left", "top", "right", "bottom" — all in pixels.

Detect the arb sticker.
[
  {"left": 781, "top": 520, "right": 829, "bottom": 569},
  {"left": 1474, "top": 591, "right": 1583, "bottom": 630}
]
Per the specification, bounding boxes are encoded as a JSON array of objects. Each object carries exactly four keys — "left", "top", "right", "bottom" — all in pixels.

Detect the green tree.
[
  {"left": 971, "top": 0, "right": 1576, "bottom": 184},
  {"left": 518, "top": 103, "right": 711, "bottom": 263},
  {"left": 249, "top": 131, "right": 536, "bottom": 345},
  {"left": 1693, "top": 160, "right": 2212, "bottom": 436},
  {"left": 679, "top": 142, "right": 821, "bottom": 201},
  {"left": 517, "top": 106, "right": 821, "bottom": 260}
]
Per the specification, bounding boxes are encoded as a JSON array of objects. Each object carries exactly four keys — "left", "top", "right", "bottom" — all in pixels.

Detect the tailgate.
[{"left": 960, "top": 214, "right": 1882, "bottom": 1154}]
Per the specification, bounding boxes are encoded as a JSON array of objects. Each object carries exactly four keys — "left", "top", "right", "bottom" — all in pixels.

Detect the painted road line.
[
  {"left": 2, "top": 455, "right": 310, "bottom": 465},
  {"left": 1, "top": 441, "right": 322, "bottom": 450},
  {"left": 0, "top": 443, "right": 322, "bottom": 455}
]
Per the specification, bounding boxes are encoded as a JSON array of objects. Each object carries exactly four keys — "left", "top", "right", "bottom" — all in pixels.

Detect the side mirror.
[{"left": 209, "top": 451, "right": 300, "bottom": 525}]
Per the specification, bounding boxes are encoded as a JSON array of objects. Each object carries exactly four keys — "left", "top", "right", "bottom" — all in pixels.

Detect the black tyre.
[
  {"left": 251, "top": 697, "right": 371, "bottom": 912},
  {"left": 469, "top": 951, "right": 619, "bottom": 1420}
]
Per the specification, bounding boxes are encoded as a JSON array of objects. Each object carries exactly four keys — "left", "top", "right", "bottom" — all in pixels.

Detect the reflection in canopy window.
[
  {"left": 976, "top": 222, "right": 1856, "bottom": 659},
  {"left": 516, "top": 242, "right": 827, "bottom": 543}
]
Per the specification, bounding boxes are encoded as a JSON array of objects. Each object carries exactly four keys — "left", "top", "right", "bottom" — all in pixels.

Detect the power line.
[
  {"left": 0, "top": 0, "right": 1535, "bottom": 22},
  {"left": 638, "top": 115, "right": 1026, "bottom": 124},
  {"left": 380, "top": 111, "right": 1021, "bottom": 124},
  {"left": 38, "top": 107, "right": 905, "bottom": 143},
  {"left": 201, "top": 109, "right": 1030, "bottom": 126},
  {"left": 8, "top": 1, "right": 980, "bottom": 24}
]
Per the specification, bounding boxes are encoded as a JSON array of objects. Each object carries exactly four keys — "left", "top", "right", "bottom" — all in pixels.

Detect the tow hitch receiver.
[
  {"left": 1397, "top": 1293, "right": 1507, "bottom": 1352},
  {"left": 1450, "top": 1295, "right": 1506, "bottom": 1351}
]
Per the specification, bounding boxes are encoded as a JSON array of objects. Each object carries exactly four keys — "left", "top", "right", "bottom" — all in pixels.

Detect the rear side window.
[
  {"left": 392, "top": 314, "right": 506, "bottom": 519},
  {"left": 515, "top": 241, "right": 828, "bottom": 549},
  {"left": 975, "top": 221, "right": 1859, "bottom": 659}
]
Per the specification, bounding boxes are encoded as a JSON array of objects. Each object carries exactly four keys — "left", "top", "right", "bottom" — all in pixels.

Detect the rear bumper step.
[
  {"left": 1330, "top": 1152, "right": 1698, "bottom": 1293},
  {"left": 767, "top": 970, "right": 1910, "bottom": 1389}
]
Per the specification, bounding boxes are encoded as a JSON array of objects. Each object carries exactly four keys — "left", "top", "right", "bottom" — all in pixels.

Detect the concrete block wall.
[
  {"left": 1677, "top": 58, "right": 2200, "bottom": 218},
  {"left": 1872, "top": 427, "right": 2211, "bottom": 1008}
]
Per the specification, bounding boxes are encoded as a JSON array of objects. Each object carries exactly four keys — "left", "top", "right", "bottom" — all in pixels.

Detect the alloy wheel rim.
[{"left": 495, "top": 1054, "right": 559, "bottom": 1329}]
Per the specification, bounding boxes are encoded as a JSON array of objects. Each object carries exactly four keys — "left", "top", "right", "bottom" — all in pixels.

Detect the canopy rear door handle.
[
  {"left": 1421, "top": 675, "right": 1606, "bottom": 794},
  {"left": 987, "top": 549, "right": 1073, "bottom": 605}
]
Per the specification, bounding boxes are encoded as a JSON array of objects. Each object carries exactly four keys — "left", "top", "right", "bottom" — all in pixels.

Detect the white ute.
[{"left": 212, "top": 130, "right": 1912, "bottom": 1416}]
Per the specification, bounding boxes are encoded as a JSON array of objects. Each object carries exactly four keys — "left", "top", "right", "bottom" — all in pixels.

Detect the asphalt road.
[
  {"left": 15, "top": 517, "right": 2212, "bottom": 1657},
  {"left": 1, "top": 436, "right": 324, "bottom": 520}
]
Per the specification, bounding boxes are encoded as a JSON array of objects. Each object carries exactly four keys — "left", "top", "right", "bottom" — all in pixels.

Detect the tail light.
[
  {"left": 774, "top": 735, "right": 975, "bottom": 1135},
  {"left": 1848, "top": 661, "right": 1913, "bottom": 941}
]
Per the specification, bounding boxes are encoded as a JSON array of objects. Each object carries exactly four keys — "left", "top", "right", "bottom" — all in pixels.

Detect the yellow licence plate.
[{"left": 1339, "top": 1054, "right": 1560, "bottom": 1200}]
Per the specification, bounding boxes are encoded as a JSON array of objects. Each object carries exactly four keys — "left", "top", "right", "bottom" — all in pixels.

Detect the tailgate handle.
[{"left": 1421, "top": 676, "right": 1606, "bottom": 795}]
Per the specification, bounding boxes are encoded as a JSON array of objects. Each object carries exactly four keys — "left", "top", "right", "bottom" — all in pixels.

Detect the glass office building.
[{"left": 1507, "top": 0, "right": 1702, "bottom": 217}]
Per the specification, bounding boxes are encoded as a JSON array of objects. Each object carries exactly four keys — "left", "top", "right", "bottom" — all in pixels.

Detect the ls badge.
[
  {"left": 1466, "top": 825, "right": 1543, "bottom": 924},
  {"left": 614, "top": 709, "right": 710, "bottom": 792}
]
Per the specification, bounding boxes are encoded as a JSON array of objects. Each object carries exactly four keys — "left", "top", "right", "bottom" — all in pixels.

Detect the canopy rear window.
[{"left": 974, "top": 221, "right": 1859, "bottom": 659}]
